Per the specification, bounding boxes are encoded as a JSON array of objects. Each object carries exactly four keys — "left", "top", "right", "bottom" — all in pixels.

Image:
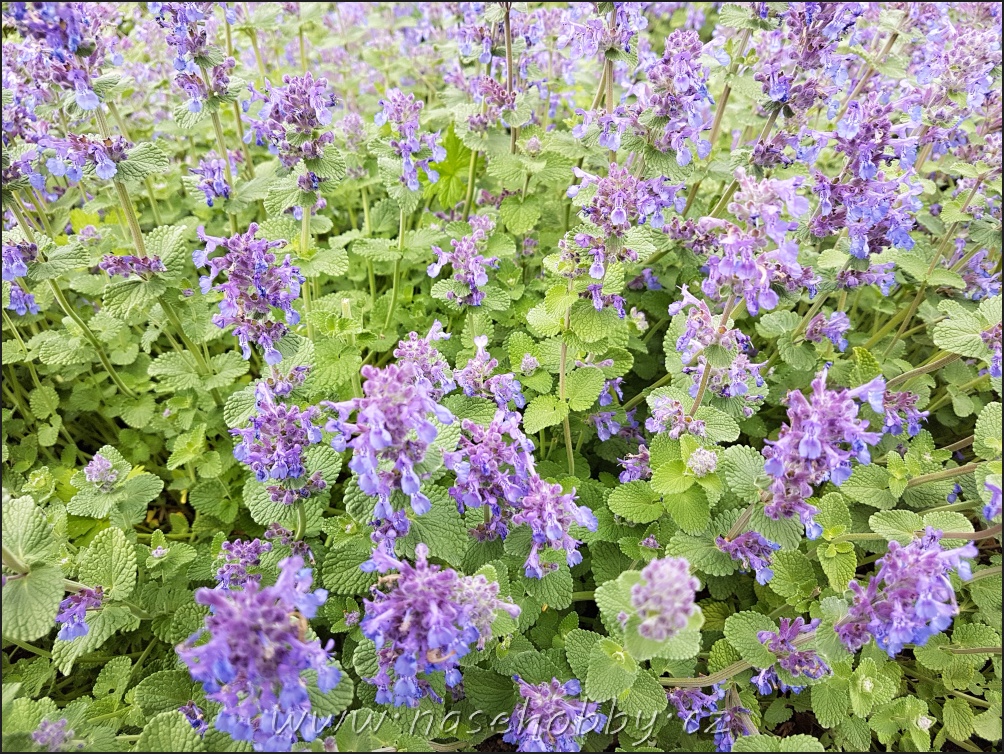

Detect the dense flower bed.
[{"left": 1, "top": 3, "right": 1002, "bottom": 753}]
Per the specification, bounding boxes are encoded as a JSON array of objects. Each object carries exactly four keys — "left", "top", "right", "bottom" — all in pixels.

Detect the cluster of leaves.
[{"left": 2, "top": 2, "right": 1002, "bottom": 753}]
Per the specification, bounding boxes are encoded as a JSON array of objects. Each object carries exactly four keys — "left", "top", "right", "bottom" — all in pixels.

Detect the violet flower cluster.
[
  {"left": 55, "top": 587, "right": 103, "bottom": 641},
  {"left": 245, "top": 72, "right": 339, "bottom": 169},
  {"left": 216, "top": 537, "right": 273, "bottom": 590},
  {"left": 392, "top": 321, "right": 456, "bottom": 400},
  {"left": 191, "top": 150, "right": 244, "bottom": 206},
  {"left": 503, "top": 677, "right": 606, "bottom": 752},
  {"left": 31, "top": 719, "right": 76, "bottom": 752},
  {"left": 360, "top": 543, "right": 518, "bottom": 707},
  {"left": 645, "top": 394, "right": 705, "bottom": 440},
  {"left": 42, "top": 133, "right": 131, "bottom": 182},
  {"left": 375, "top": 88, "right": 445, "bottom": 191},
  {"left": 628, "top": 556, "right": 699, "bottom": 641},
  {"left": 805, "top": 311, "right": 851, "bottom": 352},
  {"left": 443, "top": 409, "right": 535, "bottom": 543},
  {"left": 837, "top": 528, "right": 977, "bottom": 657},
  {"left": 154, "top": 2, "right": 236, "bottom": 113},
  {"left": 511, "top": 475, "right": 598, "bottom": 579},
  {"left": 323, "top": 362, "right": 454, "bottom": 520},
  {"left": 231, "top": 382, "right": 326, "bottom": 505},
  {"left": 3, "top": 239, "right": 39, "bottom": 316},
  {"left": 99, "top": 254, "right": 166, "bottom": 279},
  {"left": 757, "top": 617, "right": 830, "bottom": 682},
  {"left": 763, "top": 369, "right": 886, "bottom": 539},
  {"left": 668, "top": 685, "right": 725, "bottom": 735},
  {"left": 194, "top": 223, "right": 302, "bottom": 365},
  {"left": 428, "top": 215, "right": 500, "bottom": 306},
  {"left": 178, "top": 556, "right": 338, "bottom": 751},
  {"left": 83, "top": 452, "right": 118, "bottom": 492},
  {"left": 455, "top": 335, "right": 526, "bottom": 410},
  {"left": 716, "top": 531, "right": 780, "bottom": 585}
]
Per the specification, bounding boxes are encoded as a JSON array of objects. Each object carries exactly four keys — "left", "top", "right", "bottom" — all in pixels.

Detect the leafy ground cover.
[{"left": 1, "top": 2, "right": 1002, "bottom": 752}]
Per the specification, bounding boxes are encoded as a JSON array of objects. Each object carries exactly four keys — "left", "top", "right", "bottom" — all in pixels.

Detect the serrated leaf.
[
  {"left": 523, "top": 394, "right": 569, "bottom": 434},
  {"left": 608, "top": 481, "right": 663, "bottom": 524},
  {"left": 136, "top": 710, "right": 205, "bottom": 752},
  {"left": 566, "top": 367, "right": 605, "bottom": 411},
  {"left": 77, "top": 527, "right": 137, "bottom": 600},
  {"left": 2, "top": 496, "right": 57, "bottom": 566},
  {"left": 585, "top": 638, "right": 638, "bottom": 701},
  {"left": 1, "top": 564, "right": 63, "bottom": 643},
  {"left": 975, "top": 402, "right": 1002, "bottom": 460},
  {"left": 869, "top": 510, "right": 923, "bottom": 544}
]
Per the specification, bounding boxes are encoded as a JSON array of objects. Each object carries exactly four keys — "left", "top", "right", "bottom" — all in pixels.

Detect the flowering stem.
[
  {"left": 206, "top": 102, "right": 241, "bottom": 236},
  {"left": 342, "top": 299, "right": 363, "bottom": 398},
  {"left": 559, "top": 281, "right": 575, "bottom": 476},
  {"left": 10, "top": 200, "right": 137, "bottom": 399},
  {"left": 886, "top": 352, "right": 961, "bottom": 389},
  {"left": 724, "top": 501, "right": 759, "bottom": 540},
  {"left": 503, "top": 3, "right": 517, "bottom": 154},
  {"left": 461, "top": 147, "right": 480, "bottom": 221},
  {"left": 834, "top": 30, "right": 899, "bottom": 123},
  {"left": 107, "top": 102, "right": 163, "bottom": 226},
  {"left": 243, "top": 3, "right": 269, "bottom": 85},
  {"left": 940, "top": 646, "right": 1002, "bottom": 655},
  {"left": 926, "top": 375, "right": 990, "bottom": 414},
  {"left": 904, "top": 463, "right": 979, "bottom": 489},
  {"left": 300, "top": 210, "right": 315, "bottom": 339},
  {"left": 661, "top": 632, "right": 816, "bottom": 688},
  {"left": 689, "top": 296, "right": 736, "bottom": 416},
  {"left": 709, "top": 108, "right": 779, "bottom": 218},
  {"left": 94, "top": 107, "right": 149, "bottom": 257}
]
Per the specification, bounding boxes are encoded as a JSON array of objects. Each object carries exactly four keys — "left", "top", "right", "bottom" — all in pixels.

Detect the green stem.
[
  {"left": 461, "top": 147, "right": 479, "bottom": 221},
  {"left": 724, "top": 501, "right": 759, "bottom": 540},
  {"left": 886, "top": 352, "right": 960, "bottom": 389},
  {"left": 905, "top": 463, "right": 979, "bottom": 489},
  {"left": 293, "top": 501, "right": 307, "bottom": 540},
  {"left": 969, "top": 565, "right": 1002, "bottom": 583},
  {"left": 7, "top": 639, "right": 51, "bottom": 658},
  {"left": 343, "top": 299, "right": 363, "bottom": 398},
  {"left": 926, "top": 375, "right": 990, "bottom": 414},
  {"left": 384, "top": 210, "right": 406, "bottom": 331},
  {"left": 689, "top": 296, "right": 736, "bottom": 416},
  {"left": 939, "top": 646, "right": 1002, "bottom": 656},
  {"left": 559, "top": 281, "right": 575, "bottom": 476},
  {"left": 503, "top": 4, "right": 517, "bottom": 154},
  {"left": 623, "top": 372, "right": 672, "bottom": 412},
  {"left": 2, "top": 544, "right": 29, "bottom": 574},
  {"left": 940, "top": 523, "right": 1001, "bottom": 540},
  {"left": 571, "top": 591, "right": 594, "bottom": 602},
  {"left": 107, "top": 102, "right": 163, "bottom": 226},
  {"left": 95, "top": 108, "right": 148, "bottom": 257},
  {"left": 159, "top": 297, "right": 223, "bottom": 406},
  {"left": 300, "top": 210, "right": 314, "bottom": 339}
]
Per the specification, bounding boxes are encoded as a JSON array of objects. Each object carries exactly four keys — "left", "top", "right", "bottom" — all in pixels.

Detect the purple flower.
[
  {"left": 393, "top": 321, "right": 456, "bottom": 400},
  {"left": 588, "top": 411, "right": 621, "bottom": 441},
  {"left": 667, "top": 287, "right": 751, "bottom": 364},
  {"left": 504, "top": 677, "right": 606, "bottom": 752},
  {"left": 881, "top": 390, "right": 929, "bottom": 437},
  {"left": 668, "top": 685, "right": 725, "bottom": 734},
  {"left": 643, "top": 29, "right": 714, "bottom": 165},
  {"left": 713, "top": 700, "right": 757, "bottom": 752},
  {"left": 645, "top": 394, "right": 705, "bottom": 440},
  {"left": 32, "top": 719, "right": 76, "bottom": 751},
  {"left": 687, "top": 447, "right": 718, "bottom": 476},
  {"left": 245, "top": 72, "right": 339, "bottom": 169},
  {"left": 428, "top": 215, "right": 500, "bottom": 306},
  {"left": 805, "top": 311, "right": 850, "bottom": 352},
  {"left": 757, "top": 617, "right": 829, "bottom": 681},
  {"left": 511, "top": 476, "right": 597, "bottom": 579},
  {"left": 263, "top": 364, "right": 311, "bottom": 398},
  {"left": 194, "top": 223, "right": 302, "bottom": 364},
  {"left": 569, "top": 162, "right": 684, "bottom": 241},
  {"left": 836, "top": 528, "right": 977, "bottom": 657},
  {"left": 190, "top": 150, "right": 244, "bottom": 206},
  {"left": 716, "top": 531, "right": 780, "bottom": 585},
  {"left": 763, "top": 370, "right": 885, "bottom": 539},
  {"left": 360, "top": 543, "right": 516, "bottom": 707},
  {"left": 99, "top": 255, "right": 167, "bottom": 279},
  {"left": 177, "top": 556, "right": 339, "bottom": 750},
  {"left": 56, "top": 587, "right": 103, "bottom": 641},
  {"left": 751, "top": 666, "right": 806, "bottom": 695},
  {"left": 520, "top": 354, "right": 540, "bottom": 375},
  {"left": 982, "top": 322, "right": 1001, "bottom": 378},
  {"left": 7, "top": 283, "right": 39, "bottom": 316},
  {"left": 598, "top": 378, "right": 623, "bottom": 407},
  {"left": 455, "top": 335, "right": 526, "bottom": 409},
  {"left": 984, "top": 478, "right": 1002, "bottom": 522},
  {"left": 216, "top": 538, "right": 273, "bottom": 590},
  {"left": 180, "top": 701, "right": 209, "bottom": 736},
  {"left": 629, "top": 556, "right": 699, "bottom": 641},
  {"left": 443, "top": 409, "right": 535, "bottom": 542},
  {"left": 231, "top": 382, "right": 325, "bottom": 505},
  {"left": 374, "top": 88, "right": 444, "bottom": 190},
  {"left": 628, "top": 268, "right": 662, "bottom": 291},
  {"left": 41, "top": 133, "right": 131, "bottom": 183},
  {"left": 2, "top": 240, "right": 38, "bottom": 282},
  {"left": 84, "top": 452, "right": 118, "bottom": 492},
  {"left": 323, "top": 362, "right": 453, "bottom": 519},
  {"left": 836, "top": 262, "right": 897, "bottom": 296},
  {"left": 618, "top": 444, "right": 651, "bottom": 483}
]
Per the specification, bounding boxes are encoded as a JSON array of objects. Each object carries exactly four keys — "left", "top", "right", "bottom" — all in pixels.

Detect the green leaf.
[
  {"left": 732, "top": 735, "right": 825, "bottom": 752},
  {"left": 585, "top": 638, "right": 638, "bottom": 701},
  {"left": 322, "top": 539, "right": 378, "bottom": 596},
  {"left": 696, "top": 406, "right": 741, "bottom": 443},
  {"left": 29, "top": 385, "right": 59, "bottom": 419},
  {"left": 975, "top": 402, "right": 1002, "bottom": 460},
  {"left": 842, "top": 465, "right": 896, "bottom": 509},
  {"left": 811, "top": 677, "right": 850, "bottom": 729},
  {"left": 665, "top": 485, "right": 711, "bottom": 535},
  {"left": 2, "top": 496, "right": 57, "bottom": 566},
  {"left": 756, "top": 311, "right": 800, "bottom": 339},
  {"left": 608, "top": 481, "right": 663, "bottom": 524},
  {"left": 869, "top": 510, "right": 923, "bottom": 544},
  {"left": 770, "top": 550, "right": 817, "bottom": 606},
  {"left": 1, "top": 564, "right": 63, "bottom": 642},
  {"left": 650, "top": 460, "right": 695, "bottom": 496},
  {"left": 942, "top": 698, "right": 975, "bottom": 740},
  {"left": 118, "top": 142, "right": 170, "bottom": 182},
  {"left": 819, "top": 543, "right": 857, "bottom": 592},
  {"left": 133, "top": 671, "right": 201, "bottom": 718},
  {"left": 721, "top": 445, "right": 764, "bottom": 502},
  {"left": 523, "top": 394, "right": 569, "bottom": 434},
  {"left": 566, "top": 367, "right": 605, "bottom": 411},
  {"left": 400, "top": 486, "right": 468, "bottom": 566},
  {"left": 724, "top": 611, "right": 777, "bottom": 669},
  {"left": 166, "top": 426, "right": 207, "bottom": 470},
  {"left": 223, "top": 386, "right": 256, "bottom": 428},
  {"left": 52, "top": 605, "right": 138, "bottom": 674},
  {"left": 77, "top": 527, "right": 137, "bottom": 600},
  {"left": 499, "top": 194, "right": 540, "bottom": 235},
  {"left": 564, "top": 628, "right": 603, "bottom": 679},
  {"left": 136, "top": 711, "right": 205, "bottom": 752},
  {"left": 28, "top": 243, "right": 90, "bottom": 282},
  {"left": 462, "top": 666, "right": 516, "bottom": 712},
  {"left": 618, "top": 670, "right": 669, "bottom": 718}
]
